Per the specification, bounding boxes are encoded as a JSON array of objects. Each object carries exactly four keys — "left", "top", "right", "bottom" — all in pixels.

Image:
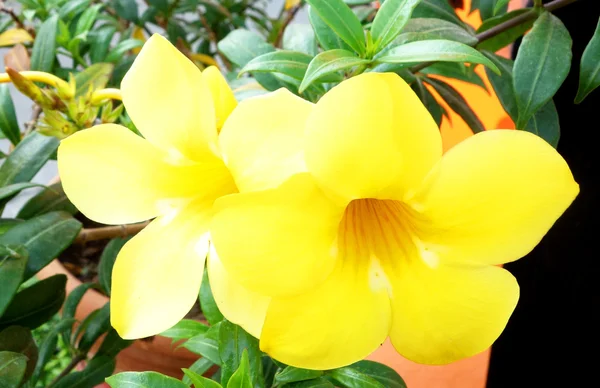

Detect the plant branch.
[
  {"left": 0, "top": 1, "right": 35, "bottom": 38},
  {"left": 410, "top": 0, "right": 578, "bottom": 73},
  {"left": 74, "top": 221, "right": 151, "bottom": 244},
  {"left": 47, "top": 353, "right": 86, "bottom": 388},
  {"left": 23, "top": 104, "right": 42, "bottom": 137},
  {"left": 274, "top": 6, "right": 301, "bottom": 48}
]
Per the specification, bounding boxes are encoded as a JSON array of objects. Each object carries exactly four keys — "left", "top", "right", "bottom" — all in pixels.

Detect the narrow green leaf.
[
  {"left": 474, "top": 0, "right": 504, "bottom": 20},
  {"left": 17, "top": 182, "right": 77, "bottom": 219},
  {"left": 219, "top": 321, "right": 263, "bottom": 388},
  {"left": 412, "top": 0, "right": 463, "bottom": 26},
  {"left": 421, "top": 62, "right": 487, "bottom": 90},
  {"left": 0, "top": 183, "right": 44, "bottom": 202},
  {"left": 95, "top": 328, "right": 133, "bottom": 358},
  {"left": 199, "top": 267, "right": 224, "bottom": 325},
  {"left": 184, "top": 322, "right": 222, "bottom": 366},
  {"left": 494, "top": 0, "right": 511, "bottom": 15},
  {"left": 348, "top": 361, "right": 407, "bottom": 388},
  {"left": 74, "top": 63, "right": 114, "bottom": 98},
  {"left": 240, "top": 50, "right": 313, "bottom": 81},
  {"left": 261, "top": 357, "right": 278, "bottom": 388},
  {"left": 513, "top": 11, "right": 572, "bottom": 128},
  {"left": 98, "top": 237, "right": 130, "bottom": 296},
  {"left": 226, "top": 349, "right": 252, "bottom": 388},
  {"left": 0, "top": 132, "right": 59, "bottom": 187},
  {"left": 285, "top": 377, "right": 335, "bottom": 387},
  {"left": 0, "top": 220, "right": 22, "bottom": 235},
  {"left": 309, "top": 6, "right": 353, "bottom": 52},
  {"left": 30, "top": 15, "right": 58, "bottom": 72},
  {"left": 0, "top": 85, "right": 21, "bottom": 145},
  {"left": 182, "top": 358, "right": 215, "bottom": 385},
  {"left": 58, "top": 0, "right": 91, "bottom": 20},
  {"left": 305, "top": 0, "right": 366, "bottom": 55},
  {"left": 89, "top": 25, "right": 117, "bottom": 63},
  {"left": 183, "top": 369, "right": 222, "bottom": 388},
  {"left": 0, "top": 212, "right": 82, "bottom": 281},
  {"left": 74, "top": 4, "right": 102, "bottom": 37},
  {"left": 425, "top": 77, "right": 486, "bottom": 133},
  {"left": 377, "top": 39, "right": 500, "bottom": 74},
  {"left": 275, "top": 366, "right": 323, "bottom": 384},
  {"left": 575, "top": 17, "right": 600, "bottom": 103},
  {"left": 0, "top": 326, "right": 38, "bottom": 383},
  {"left": 107, "top": 371, "right": 189, "bottom": 388},
  {"left": 0, "top": 246, "right": 27, "bottom": 316},
  {"left": 523, "top": 99, "right": 560, "bottom": 148},
  {"left": 371, "top": 0, "right": 422, "bottom": 52},
  {"left": 283, "top": 24, "right": 318, "bottom": 56},
  {"left": 29, "top": 318, "right": 76, "bottom": 385},
  {"left": 412, "top": 78, "right": 445, "bottom": 126},
  {"left": 77, "top": 303, "right": 111, "bottom": 352},
  {"left": 105, "top": 39, "right": 144, "bottom": 63},
  {"left": 300, "top": 49, "right": 370, "bottom": 93},
  {"left": 53, "top": 356, "right": 116, "bottom": 388},
  {"left": 476, "top": 9, "right": 534, "bottom": 52},
  {"left": 329, "top": 367, "right": 385, "bottom": 388},
  {"left": 113, "top": 0, "right": 138, "bottom": 22},
  {"left": 0, "top": 351, "right": 27, "bottom": 388},
  {"left": 62, "top": 282, "right": 102, "bottom": 342},
  {"left": 161, "top": 319, "right": 209, "bottom": 342},
  {"left": 0, "top": 274, "right": 67, "bottom": 331},
  {"left": 393, "top": 18, "right": 477, "bottom": 46}
]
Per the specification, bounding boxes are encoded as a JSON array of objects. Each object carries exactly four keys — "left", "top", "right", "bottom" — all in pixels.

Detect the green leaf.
[
  {"left": 261, "top": 357, "right": 278, "bottom": 388},
  {"left": 476, "top": 9, "right": 534, "bottom": 52},
  {"left": 305, "top": 0, "right": 366, "bottom": 56},
  {"left": 74, "top": 63, "right": 114, "bottom": 98},
  {"left": 58, "top": 0, "right": 91, "bottom": 20},
  {"left": 107, "top": 371, "right": 189, "bottom": 388},
  {"left": 329, "top": 367, "right": 385, "bottom": 388},
  {"left": 523, "top": 99, "right": 560, "bottom": 148},
  {"left": 283, "top": 24, "right": 318, "bottom": 56},
  {"left": 113, "top": 0, "right": 138, "bottom": 22},
  {"left": 494, "top": 0, "right": 511, "bottom": 15},
  {"left": 53, "top": 355, "right": 116, "bottom": 388},
  {"left": 412, "top": 77, "right": 445, "bottom": 126},
  {"left": 0, "top": 326, "right": 38, "bottom": 383},
  {"left": 182, "top": 358, "right": 215, "bottom": 385},
  {"left": 421, "top": 62, "right": 487, "bottom": 90},
  {"left": 300, "top": 49, "right": 370, "bottom": 93},
  {"left": 89, "top": 25, "right": 117, "bottom": 63},
  {"left": 77, "top": 303, "right": 111, "bottom": 352},
  {"left": 575, "top": 17, "right": 600, "bottom": 103},
  {"left": 17, "top": 182, "right": 77, "bottom": 220},
  {"left": 0, "top": 212, "right": 82, "bottom": 281},
  {"left": 412, "top": 0, "right": 463, "bottom": 26},
  {"left": 105, "top": 39, "right": 144, "bottom": 63},
  {"left": 62, "top": 282, "right": 101, "bottom": 342},
  {"left": 240, "top": 50, "right": 313, "bottom": 81},
  {"left": 74, "top": 4, "right": 102, "bottom": 37},
  {"left": 94, "top": 328, "right": 133, "bottom": 358},
  {"left": 219, "top": 321, "right": 263, "bottom": 388},
  {"left": 348, "top": 361, "right": 406, "bottom": 388},
  {"left": 371, "top": 0, "right": 422, "bottom": 52},
  {"left": 29, "top": 318, "right": 76, "bottom": 386},
  {"left": 472, "top": 0, "right": 504, "bottom": 20},
  {"left": 226, "top": 349, "right": 252, "bottom": 388},
  {"left": 275, "top": 366, "right": 322, "bottom": 384},
  {"left": 0, "top": 351, "right": 27, "bottom": 388},
  {"left": 161, "top": 319, "right": 209, "bottom": 342},
  {"left": 0, "top": 85, "right": 21, "bottom": 145},
  {"left": 394, "top": 18, "right": 477, "bottom": 46},
  {"left": 425, "top": 77, "right": 486, "bottom": 133},
  {"left": 184, "top": 322, "right": 222, "bottom": 366},
  {"left": 513, "top": 11, "right": 572, "bottom": 128},
  {"left": 0, "top": 132, "right": 59, "bottom": 186},
  {"left": 0, "top": 220, "right": 22, "bottom": 235},
  {"left": 0, "top": 274, "right": 67, "bottom": 331},
  {"left": 200, "top": 266, "right": 224, "bottom": 326},
  {"left": 0, "top": 183, "right": 44, "bottom": 202},
  {"left": 0, "top": 246, "right": 27, "bottom": 316},
  {"left": 309, "top": 6, "right": 353, "bottom": 52},
  {"left": 183, "top": 368, "right": 222, "bottom": 388},
  {"left": 376, "top": 39, "right": 500, "bottom": 74},
  {"left": 30, "top": 15, "right": 58, "bottom": 72},
  {"left": 285, "top": 377, "right": 335, "bottom": 388},
  {"left": 98, "top": 237, "right": 129, "bottom": 296}
]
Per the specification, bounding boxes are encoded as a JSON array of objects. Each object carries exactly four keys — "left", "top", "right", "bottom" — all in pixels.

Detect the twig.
[
  {"left": 23, "top": 104, "right": 42, "bottom": 137},
  {"left": 274, "top": 6, "right": 301, "bottom": 48},
  {"left": 47, "top": 354, "right": 86, "bottom": 388},
  {"left": 0, "top": 1, "right": 35, "bottom": 38},
  {"left": 74, "top": 221, "right": 150, "bottom": 244},
  {"left": 410, "top": 0, "right": 579, "bottom": 73}
]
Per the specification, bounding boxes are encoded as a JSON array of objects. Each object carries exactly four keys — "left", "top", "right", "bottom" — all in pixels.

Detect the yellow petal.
[
  {"left": 388, "top": 259, "right": 519, "bottom": 365},
  {"left": 211, "top": 173, "right": 342, "bottom": 297},
  {"left": 261, "top": 259, "right": 392, "bottom": 369},
  {"left": 58, "top": 124, "right": 234, "bottom": 225},
  {"left": 207, "top": 244, "right": 270, "bottom": 338},
  {"left": 202, "top": 66, "right": 236, "bottom": 131},
  {"left": 0, "top": 29, "right": 33, "bottom": 47},
  {"left": 121, "top": 34, "right": 218, "bottom": 162},
  {"left": 219, "top": 88, "right": 313, "bottom": 192},
  {"left": 284, "top": 0, "right": 301, "bottom": 10},
  {"left": 111, "top": 200, "right": 212, "bottom": 339},
  {"left": 131, "top": 26, "right": 146, "bottom": 54},
  {"left": 305, "top": 72, "right": 442, "bottom": 203},
  {"left": 411, "top": 130, "right": 579, "bottom": 265}
]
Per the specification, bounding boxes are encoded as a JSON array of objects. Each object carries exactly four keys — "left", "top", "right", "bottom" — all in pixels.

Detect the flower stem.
[
  {"left": 74, "top": 221, "right": 150, "bottom": 244},
  {"left": 0, "top": 70, "right": 69, "bottom": 90},
  {"left": 90, "top": 88, "right": 123, "bottom": 104}
]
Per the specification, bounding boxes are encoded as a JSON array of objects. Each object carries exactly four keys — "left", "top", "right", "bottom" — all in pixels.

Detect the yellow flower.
[
  {"left": 58, "top": 34, "right": 313, "bottom": 339},
  {"left": 209, "top": 73, "right": 579, "bottom": 369}
]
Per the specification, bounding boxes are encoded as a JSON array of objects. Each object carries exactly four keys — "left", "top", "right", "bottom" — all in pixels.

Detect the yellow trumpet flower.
[
  {"left": 58, "top": 34, "right": 312, "bottom": 339},
  {"left": 209, "top": 73, "right": 579, "bottom": 369}
]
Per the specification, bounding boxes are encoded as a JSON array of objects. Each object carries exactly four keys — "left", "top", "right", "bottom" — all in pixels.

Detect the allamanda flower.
[
  {"left": 58, "top": 34, "right": 313, "bottom": 339},
  {"left": 209, "top": 72, "right": 579, "bottom": 369}
]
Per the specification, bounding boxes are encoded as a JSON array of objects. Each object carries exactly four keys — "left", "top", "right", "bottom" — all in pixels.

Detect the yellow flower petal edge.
[
  {"left": 121, "top": 34, "right": 218, "bottom": 162},
  {"left": 219, "top": 88, "right": 313, "bottom": 193},
  {"left": 202, "top": 66, "right": 238, "bottom": 131}
]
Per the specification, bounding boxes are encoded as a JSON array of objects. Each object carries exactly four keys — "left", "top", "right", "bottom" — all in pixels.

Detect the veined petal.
[
  {"left": 58, "top": 124, "right": 234, "bottom": 225},
  {"left": 261, "top": 259, "right": 392, "bottom": 370},
  {"left": 202, "top": 66, "right": 237, "bottom": 131},
  {"left": 121, "top": 34, "right": 218, "bottom": 161},
  {"left": 211, "top": 173, "right": 342, "bottom": 297},
  {"left": 410, "top": 130, "right": 579, "bottom": 265},
  {"left": 219, "top": 89, "right": 313, "bottom": 192},
  {"left": 305, "top": 72, "right": 442, "bottom": 203},
  {"left": 388, "top": 259, "right": 519, "bottom": 365},
  {"left": 111, "top": 200, "right": 212, "bottom": 339},
  {"left": 207, "top": 244, "right": 270, "bottom": 338}
]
